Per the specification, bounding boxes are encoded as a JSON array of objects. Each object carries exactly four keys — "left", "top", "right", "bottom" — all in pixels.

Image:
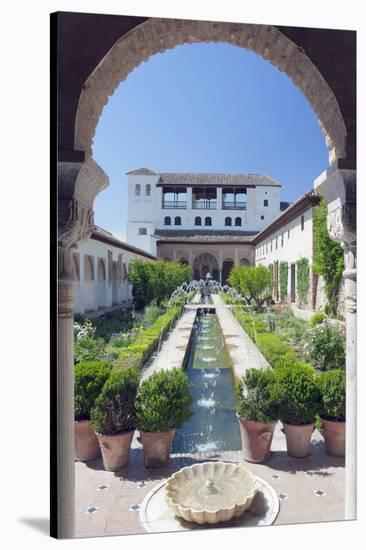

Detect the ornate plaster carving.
[
  {"left": 74, "top": 18, "right": 346, "bottom": 161},
  {"left": 58, "top": 158, "right": 109, "bottom": 279}
]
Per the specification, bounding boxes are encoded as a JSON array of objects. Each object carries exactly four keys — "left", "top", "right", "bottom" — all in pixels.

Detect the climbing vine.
[
  {"left": 296, "top": 257, "right": 310, "bottom": 306},
  {"left": 313, "top": 198, "right": 344, "bottom": 316},
  {"left": 279, "top": 261, "right": 288, "bottom": 302}
]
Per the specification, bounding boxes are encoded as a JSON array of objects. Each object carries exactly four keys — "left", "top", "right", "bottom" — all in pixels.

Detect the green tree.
[
  {"left": 228, "top": 265, "right": 272, "bottom": 310},
  {"left": 313, "top": 198, "right": 344, "bottom": 315},
  {"left": 128, "top": 259, "right": 191, "bottom": 309}
]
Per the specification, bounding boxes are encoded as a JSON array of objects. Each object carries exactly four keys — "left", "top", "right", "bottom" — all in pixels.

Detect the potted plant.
[
  {"left": 236, "top": 368, "right": 279, "bottom": 463},
  {"left": 135, "top": 368, "right": 192, "bottom": 467},
  {"left": 318, "top": 369, "right": 345, "bottom": 456},
  {"left": 274, "top": 363, "right": 321, "bottom": 458},
  {"left": 90, "top": 367, "right": 140, "bottom": 471},
  {"left": 74, "top": 360, "right": 112, "bottom": 461}
]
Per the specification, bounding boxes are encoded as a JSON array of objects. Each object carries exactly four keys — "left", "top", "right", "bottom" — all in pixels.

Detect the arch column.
[
  {"left": 314, "top": 161, "right": 356, "bottom": 520},
  {"left": 55, "top": 159, "right": 108, "bottom": 538}
]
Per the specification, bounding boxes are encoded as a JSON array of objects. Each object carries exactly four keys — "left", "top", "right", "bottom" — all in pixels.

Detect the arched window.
[
  {"left": 135, "top": 184, "right": 141, "bottom": 196},
  {"left": 145, "top": 184, "right": 151, "bottom": 196},
  {"left": 164, "top": 216, "right": 171, "bottom": 225},
  {"left": 235, "top": 217, "right": 242, "bottom": 226},
  {"left": 225, "top": 217, "right": 232, "bottom": 226},
  {"left": 195, "top": 216, "right": 202, "bottom": 226},
  {"left": 205, "top": 216, "right": 212, "bottom": 226},
  {"left": 84, "top": 255, "right": 94, "bottom": 281},
  {"left": 174, "top": 216, "right": 181, "bottom": 226}
]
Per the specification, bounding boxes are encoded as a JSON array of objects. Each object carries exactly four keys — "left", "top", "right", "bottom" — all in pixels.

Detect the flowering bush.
[
  {"left": 74, "top": 319, "right": 95, "bottom": 340},
  {"left": 305, "top": 320, "right": 345, "bottom": 370}
]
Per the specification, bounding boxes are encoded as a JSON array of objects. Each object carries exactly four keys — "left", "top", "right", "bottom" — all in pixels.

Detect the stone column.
[
  {"left": 216, "top": 187, "right": 222, "bottom": 210},
  {"left": 314, "top": 162, "right": 356, "bottom": 520},
  {"left": 56, "top": 158, "right": 108, "bottom": 538},
  {"left": 234, "top": 248, "right": 239, "bottom": 265},
  {"left": 187, "top": 187, "right": 193, "bottom": 210}
]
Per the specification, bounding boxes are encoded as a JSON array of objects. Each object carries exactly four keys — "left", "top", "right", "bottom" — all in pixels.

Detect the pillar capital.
[{"left": 58, "top": 158, "right": 109, "bottom": 278}]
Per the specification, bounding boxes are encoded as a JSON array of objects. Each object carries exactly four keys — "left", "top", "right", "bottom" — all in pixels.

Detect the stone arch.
[
  {"left": 72, "top": 253, "right": 80, "bottom": 280},
  {"left": 84, "top": 255, "right": 95, "bottom": 311},
  {"left": 193, "top": 252, "right": 219, "bottom": 280},
  {"left": 222, "top": 259, "right": 235, "bottom": 284},
  {"left": 240, "top": 257, "right": 251, "bottom": 266},
  {"left": 111, "top": 262, "right": 118, "bottom": 305},
  {"left": 97, "top": 258, "right": 107, "bottom": 308},
  {"left": 75, "top": 18, "right": 346, "bottom": 161},
  {"left": 84, "top": 255, "right": 94, "bottom": 281},
  {"left": 97, "top": 258, "right": 106, "bottom": 281}
]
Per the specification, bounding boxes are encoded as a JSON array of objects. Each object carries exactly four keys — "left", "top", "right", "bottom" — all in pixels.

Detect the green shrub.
[
  {"left": 306, "top": 320, "right": 345, "bottom": 370},
  {"left": 74, "top": 360, "right": 112, "bottom": 421},
  {"left": 142, "top": 304, "right": 164, "bottom": 326},
  {"left": 90, "top": 368, "right": 140, "bottom": 435},
  {"left": 296, "top": 257, "right": 310, "bottom": 305},
  {"left": 236, "top": 368, "right": 279, "bottom": 423},
  {"left": 74, "top": 337, "right": 106, "bottom": 365},
  {"left": 114, "top": 304, "right": 183, "bottom": 370},
  {"left": 255, "top": 333, "right": 299, "bottom": 369},
  {"left": 279, "top": 261, "right": 288, "bottom": 302},
  {"left": 310, "top": 312, "right": 327, "bottom": 326},
  {"left": 318, "top": 369, "right": 346, "bottom": 421},
  {"left": 135, "top": 368, "right": 192, "bottom": 432},
  {"left": 274, "top": 363, "right": 321, "bottom": 425},
  {"left": 313, "top": 198, "right": 345, "bottom": 316}
]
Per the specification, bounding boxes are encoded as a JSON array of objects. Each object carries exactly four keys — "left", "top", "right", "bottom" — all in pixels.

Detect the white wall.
[
  {"left": 72, "top": 237, "right": 154, "bottom": 316},
  {"left": 255, "top": 207, "right": 314, "bottom": 306},
  {"left": 126, "top": 173, "right": 281, "bottom": 254}
]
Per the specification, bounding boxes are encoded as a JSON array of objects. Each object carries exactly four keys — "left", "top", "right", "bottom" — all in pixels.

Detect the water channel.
[{"left": 172, "top": 310, "right": 241, "bottom": 454}]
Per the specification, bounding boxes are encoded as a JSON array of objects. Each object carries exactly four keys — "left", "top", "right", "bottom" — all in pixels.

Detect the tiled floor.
[{"left": 75, "top": 440, "right": 345, "bottom": 538}]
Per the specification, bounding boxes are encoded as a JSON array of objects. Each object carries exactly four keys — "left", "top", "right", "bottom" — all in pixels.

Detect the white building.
[
  {"left": 253, "top": 191, "right": 320, "bottom": 307},
  {"left": 72, "top": 226, "right": 156, "bottom": 316},
  {"left": 126, "top": 167, "right": 286, "bottom": 283}
]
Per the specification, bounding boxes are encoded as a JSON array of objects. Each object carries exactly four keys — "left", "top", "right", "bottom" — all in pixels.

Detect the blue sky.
[{"left": 93, "top": 42, "right": 328, "bottom": 239}]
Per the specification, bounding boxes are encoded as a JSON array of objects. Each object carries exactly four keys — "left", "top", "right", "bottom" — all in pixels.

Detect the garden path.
[{"left": 211, "top": 294, "right": 270, "bottom": 378}]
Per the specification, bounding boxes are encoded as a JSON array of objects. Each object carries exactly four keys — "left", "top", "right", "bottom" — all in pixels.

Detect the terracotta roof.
[
  {"left": 126, "top": 168, "right": 281, "bottom": 187},
  {"left": 252, "top": 191, "right": 320, "bottom": 245},
  {"left": 91, "top": 226, "right": 157, "bottom": 260},
  {"left": 155, "top": 229, "right": 257, "bottom": 244},
  {"left": 157, "top": 172, "right": 281, "bottom": 187},
  {"left": 126, "top": 167, "right": 158, "bottom": 175}
]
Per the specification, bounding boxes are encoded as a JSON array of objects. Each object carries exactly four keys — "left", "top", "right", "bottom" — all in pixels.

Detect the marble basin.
[{"left": 165, "top": 462, "right": 258, "bottom": 524}]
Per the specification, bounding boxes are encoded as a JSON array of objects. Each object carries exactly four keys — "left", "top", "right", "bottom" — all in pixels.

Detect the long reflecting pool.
[{"left": 172, "top": 310, "right": 241, "bottom": 454}]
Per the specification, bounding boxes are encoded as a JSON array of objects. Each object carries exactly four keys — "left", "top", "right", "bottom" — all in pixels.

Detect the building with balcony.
[{"left": 126, "top": 167, "right": 282, "bottom": 283}]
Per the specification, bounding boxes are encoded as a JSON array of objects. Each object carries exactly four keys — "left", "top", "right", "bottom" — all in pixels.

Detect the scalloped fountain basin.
[{"left": 165, "top": 462, "right": 258, "bottom": 524}]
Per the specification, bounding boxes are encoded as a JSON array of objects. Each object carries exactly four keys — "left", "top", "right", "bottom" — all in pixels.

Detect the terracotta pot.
[
  {"left": 321, "top": 418, "right": 345, "bottom": 457},
  {"left": 96, "top": 430, "right": 134, "bottom": 471},
  {"left": 237, "top": 416, "right": 276, "bottom": 463},
  {"left": 140, "top": 428, "right": 176, "bottom": 468},
  {"left": 75, "top": 420, "right": 101, "bottom": 462},
  {"left": 282, "top": 422, "right": 314, "bottom": 458}
]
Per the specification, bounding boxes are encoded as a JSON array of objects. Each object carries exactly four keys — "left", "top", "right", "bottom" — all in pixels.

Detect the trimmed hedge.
[
  {"left": 74, "top": 360, "right": 112, "bottom": 421},
  {"left": 135, "top": 368, "right": 192, "bottom": 432},
  {"left": 114, "top": 303, "right": 183, "bottom": 370},
  {"left": 318, "top": 369, "right": 346, "bottom": 421},
  {"left": 274, "top": 363, "right": 321, "bottom": 425},
  {"left": 232, "top": 307, "right": 311, "bottom": 370},
  {"left": 236, "top": 368, "right": 280, "bottom": 423},
  {"left": 90, "top": 367, "right": 140, "bottom": 435}
]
